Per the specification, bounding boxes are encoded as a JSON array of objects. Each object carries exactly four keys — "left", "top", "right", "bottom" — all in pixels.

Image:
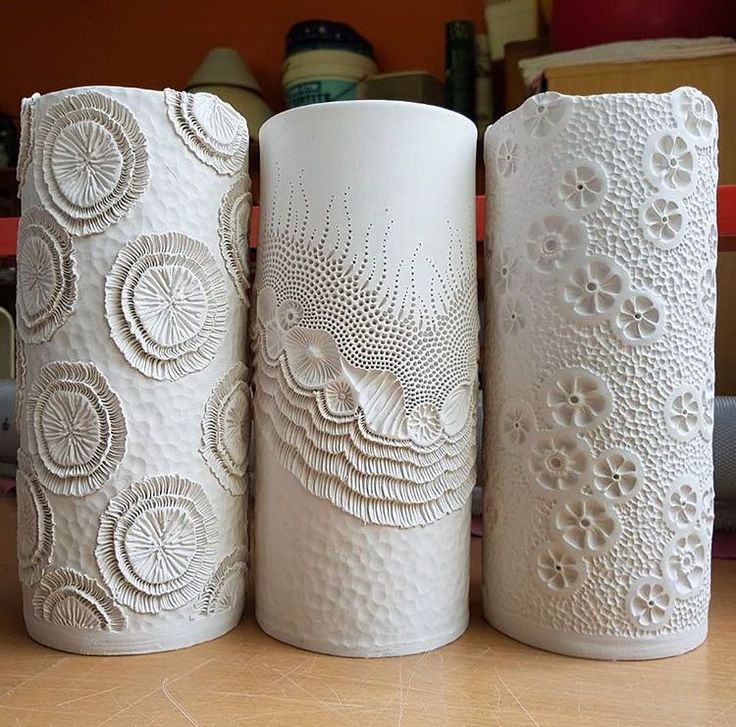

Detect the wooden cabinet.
[{"left": 546, "top": 54, "right": 736, "bottom": 183}]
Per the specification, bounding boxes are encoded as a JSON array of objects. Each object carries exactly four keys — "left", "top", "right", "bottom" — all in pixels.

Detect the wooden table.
[{"left": 1, "top": 497, "right": 735, "bottom": 726}]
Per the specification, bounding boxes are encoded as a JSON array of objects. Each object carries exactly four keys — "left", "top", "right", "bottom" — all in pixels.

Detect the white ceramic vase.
[
  {"left": 254, "top": 101, "right": 479, "bottom": 656},
  {"left": 15, "top": 86, "right": 252, "bottom": 654},
  {"left": 483, "top": 87, "right": 718, "bottom": 659}
]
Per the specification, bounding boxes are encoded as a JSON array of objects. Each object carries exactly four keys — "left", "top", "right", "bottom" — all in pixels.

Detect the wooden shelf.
[{"left": 0, "top": 497, "right": 735, "bottom": 725}]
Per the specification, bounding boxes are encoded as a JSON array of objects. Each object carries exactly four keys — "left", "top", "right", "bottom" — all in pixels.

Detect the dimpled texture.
[
  {"left": 17, "top": 86, "right": 249, "bottom": 655},
  {"left": 255, "top": 437, "right": 470, "bottom": 656},
  {"left": 483, "top": 88, "right": 717, "bottom": 659}
]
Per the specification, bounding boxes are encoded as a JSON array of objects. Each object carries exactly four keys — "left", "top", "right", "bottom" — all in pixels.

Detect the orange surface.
[
  {"left": 2, "top": 188, "right": 735, "bottom": 256},
  {"left": 0, "top": 0, "right": 486, "bottom": 118},
  {"left": 719, "top": 185, "right": 736, "bottom": 248}
]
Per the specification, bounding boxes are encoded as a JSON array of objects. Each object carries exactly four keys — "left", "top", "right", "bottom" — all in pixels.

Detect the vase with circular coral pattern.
[{"left": 16, "top": 86, "right": 251, "bottom": 654}]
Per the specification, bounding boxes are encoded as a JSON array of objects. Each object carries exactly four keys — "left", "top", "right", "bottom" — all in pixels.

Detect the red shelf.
[{"left": 3, "top": 185, "right": 736, "bottom": 256}]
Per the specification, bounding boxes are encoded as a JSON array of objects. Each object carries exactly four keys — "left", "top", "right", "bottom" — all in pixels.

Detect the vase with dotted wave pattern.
[{"left": 254, "top": 100, "right": 479, "bottom": 656}]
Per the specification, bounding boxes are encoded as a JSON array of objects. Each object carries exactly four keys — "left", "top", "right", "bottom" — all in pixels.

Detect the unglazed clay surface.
[
  {"left": 254, "top": 101, "right": 478, "bottom": 656},
  {"left": 16, "top": 86, "right": 250, "bottom": 655},
  {"left": 483, "top": 87, "right": 718, "bottom": 659}
]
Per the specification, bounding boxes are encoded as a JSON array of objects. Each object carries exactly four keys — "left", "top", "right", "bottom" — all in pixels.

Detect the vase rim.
[
  {"left": 29, "top": 85, "right": 163, "bottom": 100},
  {"left": 261, "top": 99, "right": 477, "bottom": 139}
]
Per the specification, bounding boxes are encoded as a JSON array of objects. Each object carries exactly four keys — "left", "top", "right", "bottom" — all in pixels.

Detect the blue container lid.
[{"left": 286, "top": 20, "right": 374, "bottom": 59}]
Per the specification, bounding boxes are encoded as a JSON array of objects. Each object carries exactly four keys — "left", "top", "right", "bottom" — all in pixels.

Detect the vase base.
[
  {"left": 257, "top": 615, "right": 468, "bottom": 658},
  {"left": 485, "top": 602, "right": 707, "bottom": 660},
  {"left": 24, "top": 608, "right": 243, "bottom": 656}
]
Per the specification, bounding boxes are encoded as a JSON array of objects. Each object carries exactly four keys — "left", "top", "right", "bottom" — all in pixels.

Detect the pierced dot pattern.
[{"left": 256, "top": 179, "right": 479, "bottom": 413}]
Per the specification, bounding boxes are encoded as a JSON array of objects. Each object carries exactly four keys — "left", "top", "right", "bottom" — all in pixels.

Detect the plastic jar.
[{"left": 282, "top": 20, "right": 378, "bottom": 108}]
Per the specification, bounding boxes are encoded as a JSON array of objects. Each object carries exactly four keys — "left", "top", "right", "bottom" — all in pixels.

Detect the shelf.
[{"left": 2, "top": 185, "right": 735, "bottom": 256}]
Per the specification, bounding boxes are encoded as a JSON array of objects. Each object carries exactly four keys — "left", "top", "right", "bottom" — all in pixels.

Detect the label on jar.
[{"left": 285, "top": 79, "right": 357, "bottom": 108}]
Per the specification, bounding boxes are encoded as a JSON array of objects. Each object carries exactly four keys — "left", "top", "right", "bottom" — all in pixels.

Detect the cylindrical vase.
[
  {"left": 16, "top": 86, "right": 252, "bottom": 654},
  {"left": 254, "top": 101, "right": 479, "bottom": 657},
  {"left": 483, "top": 87, "right": 718, "bottom": 659}
]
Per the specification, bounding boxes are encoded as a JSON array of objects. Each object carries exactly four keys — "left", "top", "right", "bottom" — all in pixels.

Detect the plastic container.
[{"left": 282, "top": 21, "right": 377, "bottom": 109}]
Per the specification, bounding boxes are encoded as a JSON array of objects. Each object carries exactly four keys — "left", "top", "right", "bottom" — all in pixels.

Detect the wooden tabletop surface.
[{"left": 1, "top": 496, "right": 735, "bottom": 726}]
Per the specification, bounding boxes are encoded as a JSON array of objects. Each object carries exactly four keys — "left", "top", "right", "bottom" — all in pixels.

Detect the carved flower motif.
[
  {"left": 16, "top": 449, "right": 54, "bottom": 586},
  {"left": 33, "top": 568, "right": 126, "bottom": 631},
  {"left": 28, "top": 362, "right": 127, "bottom": 497},
  {"left": 105, "top": 232, "right": 227, "bottom": 380},
  {"left": 498, "top": 398, "right": 535, "bottom": 448},
  {"left": 200, "top": 362, "right": 250, "bottom": 496},
  {"left": 323, "top": 378, "right": 357, "bottom": 416},
  {"left": 536, "top": 544, "right": 586, "bottom": 594},
  {"left": 554, "top": 496, "right": 619, "bottom": 554},
  {"left": 526, "top": 215, "right": 585, "bottom": 273},
  {"left": 663, "top": 529, "right": 706, "bottom": 598},
  {"left": 164, "top": 89, "right": 248, "bottom": 175},
  {"left": 665, "top": 386, "right": 702, "bottom": 441},
  {"left": 593, "top": 448, "right": 643, "bottom": 503},
  {"left": 16, "top": 93, "right": 39, "bottom": 191},
  {"left": 674, "top": 87, "right": 716, "bottom": 143},
  {"left": 407, "top": 403, "right": 442, "bottom": 446},
  {"left": 284, "top": 326, "right": 342, "bottom": 390},
  {"left": 496, "top": 139, "right": 520, "bottom": 177},
  {"left": 500, "top": 297, "right": 527, "bottom": 335},
  {"left": 615, "top": 292, "right": 664, "bottom": 345},
  {"left": 195, "top": 546, "right": 248, "bottom": 616},
  {"left": 218, "top": 172, "right": 252, "bottom": 305},
  {"left": 519, "top": 92, "right": 568, "bottom": 137},
  {"left": 258, "top": 296, "right": 304, "bottom": 361},
  {"left": 627, "top": 577, "right": 674, "bottom": 630},
  {"left": 641, "top": 197, "right": 685, "bottom": 248},
  {"left": 53, "top": 121, "right": 122, "bottom": 206},
  {"left": 698, "top": 265, "right": 716, "bottom": 327},
  {"left": 96, "top": 474, "right": 217, "bottom": 613},
  {"left": 647, "top": 133, "right": 694, "bottom": 191},
  {"left": 277, "top": 300, "right": 304, "bottom": 330},
  {"left": 16, "top": 207, "right": 77, "bottom": 344},
  {"left": 492, "top": 247, "right": 520, "bottom": 294},
  {"left": 35, "top": 90, "right": 149, "bottom": 236},
  {"left": 134, "top": 266, "right": 207, "bottom": 346},
  {"left": 558, "top": 163, "right": 605, "bottom": 211},
  {"left": 545, "top": 368, "right": 609, "bottom": 428},
  {"left": 563, "top": 258, "right": 624, "bottom": 318},
  {"left": 664, "top": 478, "right": 700, "bottom": 530},
  {"left": 529, "top": 434, "right": 591, "bottom": 491}
]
